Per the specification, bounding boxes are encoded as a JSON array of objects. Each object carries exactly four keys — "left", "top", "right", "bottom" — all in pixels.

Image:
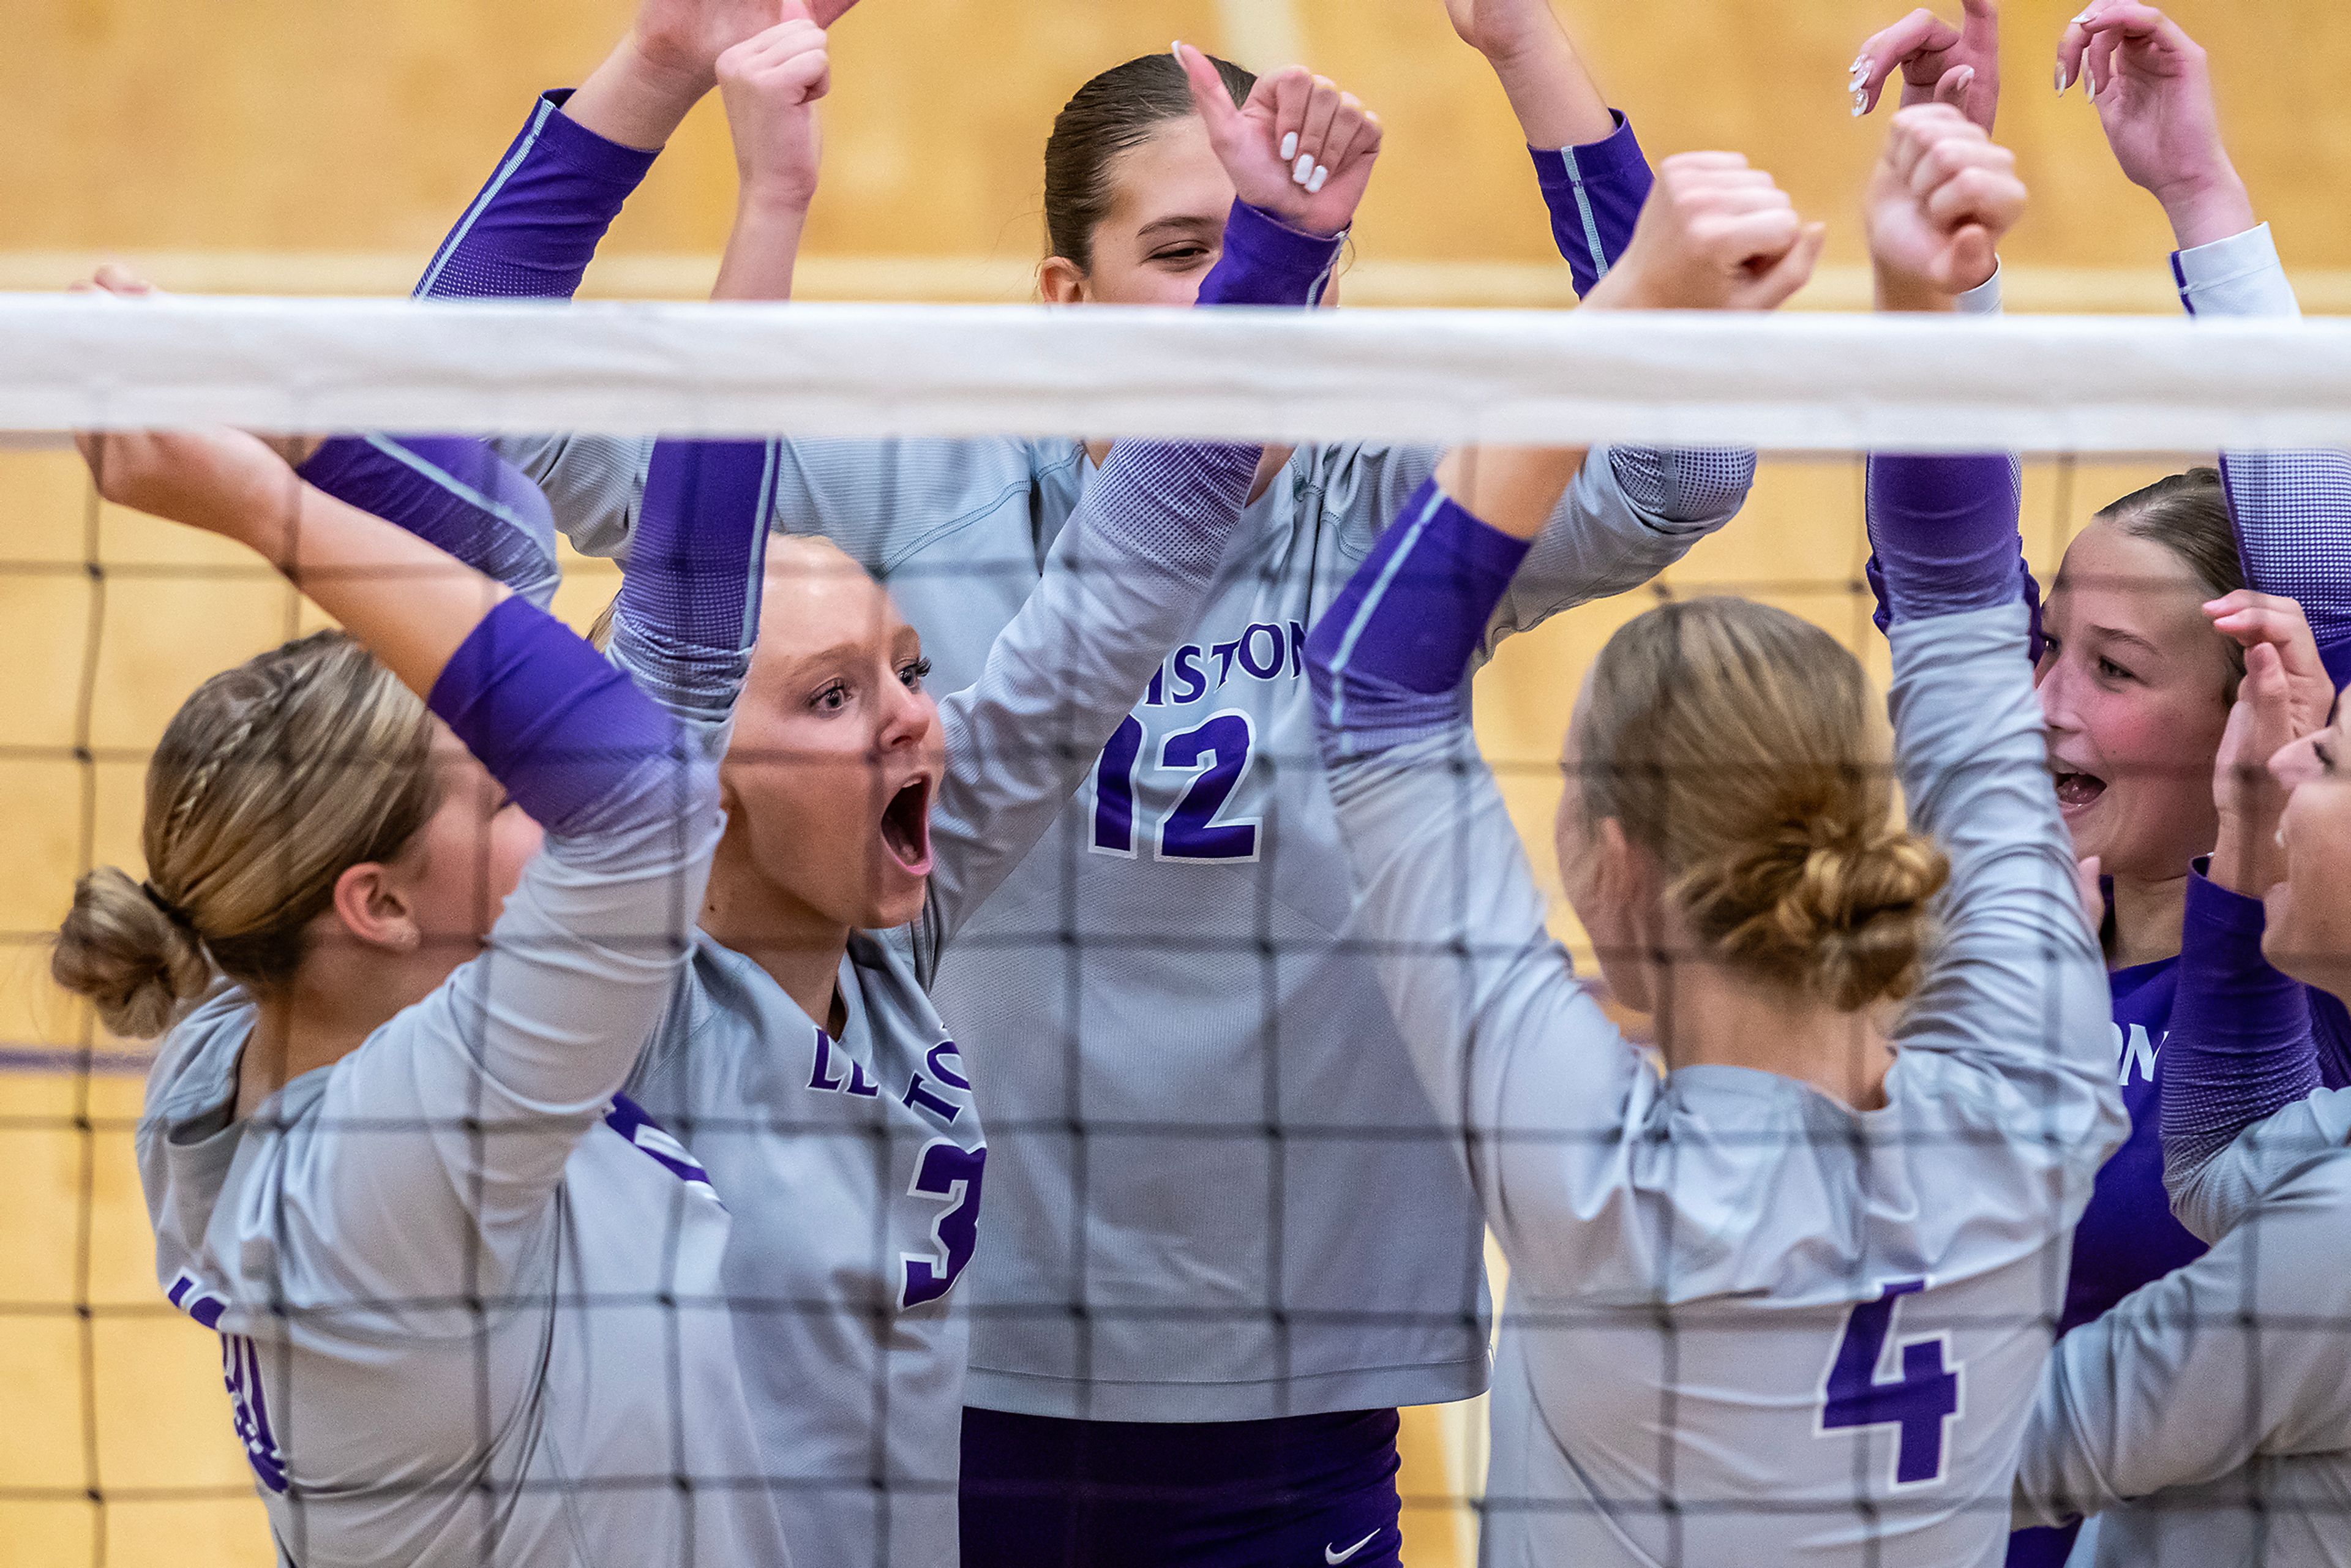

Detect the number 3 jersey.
[{"left": 620, "top": 929, "right": 983, "bottom": 1568}]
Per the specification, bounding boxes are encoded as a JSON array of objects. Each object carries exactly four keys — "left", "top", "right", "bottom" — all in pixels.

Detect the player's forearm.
[
  {"left": 2171, "top": 228, "right": 2351, "bottom": 659},
  {"left": 1864, "top": 453, "right": 2024, "bottom": 625},
  {"left": 1526, "top": 113, "right": 1647, "bottom": 296},
  {"left": 295, "top": 436, "right": 563, "bottom": 608},
  {"left": 1308, "top": 478, "right": 1529, "bottom": 762},
  {"left": 564, "top": 32, "right": 710, "bottom": 153},
  {"left": 1475, "top": 450, "right": 1748, "bottom": 658},
  {"left": 227, "top": 482, "right": 512, "bottom": 702},
  {"left": 1482, "top": 22, "right": 1616, "bottom": 154},
  {"left": 712, "top": 193, "right": 811, "bottom": 302},
  {"left": 414, "top": 92, "right": 659, "bottom": 304},
  {"left": 2156, "top": 164, "right": 2256, "bottom": 253},
  {"left": 1433, "top": 448, "right": 1584, "bottom": 542},
  {"left": 609, "top": 438, "right": 779, "bottom": 729},
  {"left": 2160, "top": 870, "right": 2324, "bottom": 1226}
]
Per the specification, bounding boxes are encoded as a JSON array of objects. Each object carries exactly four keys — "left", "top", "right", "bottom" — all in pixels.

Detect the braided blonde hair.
[{"left": 51, "top": 631, "right": 441, "bottom": 1037}]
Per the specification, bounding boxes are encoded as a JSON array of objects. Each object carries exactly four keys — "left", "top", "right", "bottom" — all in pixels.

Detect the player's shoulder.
[
  {"left": 142, "top": 983, "right": 255, "bottom": 1126},
  {"left": 2244, "top": 1136, "right": 2351, "bottom": 1224},
  {"left": 847, "top": 926, "right": 931, "bottom": 1008}
]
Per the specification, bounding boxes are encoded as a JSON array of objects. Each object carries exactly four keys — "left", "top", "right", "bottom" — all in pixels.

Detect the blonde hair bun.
[
  {"left": 1578, "top": 598, "right": 1949, "bottom": 1012},
  {"left": 51, "top": 866, "right": 211, "bottom": 1039},
  {"left": 1678, "top": 819, "right": 1948, "bottom": 1012}
]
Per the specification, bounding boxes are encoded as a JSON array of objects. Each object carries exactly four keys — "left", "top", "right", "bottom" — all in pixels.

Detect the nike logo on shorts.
[{"left": 1325, "top": 1530, "right": 1380, "bottom": 1565}]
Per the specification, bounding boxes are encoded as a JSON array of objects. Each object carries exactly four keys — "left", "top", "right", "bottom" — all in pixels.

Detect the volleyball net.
[{"left": 6, "top": 294, "right": 2347, "bottom": 1568}]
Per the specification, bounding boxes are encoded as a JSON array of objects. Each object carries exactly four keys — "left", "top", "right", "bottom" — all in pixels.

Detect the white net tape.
[{"left": 12, "top": 291, "right": 2351, "bottom": 451}]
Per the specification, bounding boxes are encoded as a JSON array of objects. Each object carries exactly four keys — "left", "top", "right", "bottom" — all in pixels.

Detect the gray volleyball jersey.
[
  {"left": 2017, "top": 1088, "right": 2351, "bottom": 1567},
  {"left": 137, "top": 763, "right": 792, "bottom": 1568},
  {"left": 622, "top": 929, "right": 977, "bottom": 1568},
  {"left": 1322, "top": 601, "right": 2122, "bottom": 1567},
  {"left": 506, "top": 429, "right": 1745, "bottom": 1420},
  {"left": 606, "top": 437, "right": 1262, "bottom": 1563}
]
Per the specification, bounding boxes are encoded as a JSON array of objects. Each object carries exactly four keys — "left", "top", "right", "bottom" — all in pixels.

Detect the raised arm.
[
  {"left": 2061, "top": 3, "right": 2351, "bottom": 675},
  {"left": 1439, "top": 0, "right": 1622, "bottom": 288},
  {"left": 913, "top": 46, "right": 1370, "bottom": 953},
  {"left": 603, "top": 23, "right": 830, "bottom": 733},
  {"left": 410, "top": 0, "right": 819, "bottom": 560},
  {"left": 2154, "top": 626, "right": 2344, "bottom": 1237},
  {"left": 1431, "top": 149, "right": 1820, "bottom": 539},
  {"left": 65, "top": 268, "right": 566, "bottom": 609},
  {"left": 1858, "top": 105, "right": 2034, "bottom": 643},
  {"left": 258, "top": 18, "right": 819, "bottom": 618},
  {"left": 1303, "top": 475, "right": 1643, "bottom": 1279},
  {"left": 83, "top": 430, "right": 715, "bottom": 1248},
  {"left": 1300, "top": 166, "right": 1826, "bottom": 1282},
  {"left": 1861, "top": 112, "right": 2114, "bottom": 1127},
  {"left": 1433, "top": 0, "right": 1762, "bottom": 632}
]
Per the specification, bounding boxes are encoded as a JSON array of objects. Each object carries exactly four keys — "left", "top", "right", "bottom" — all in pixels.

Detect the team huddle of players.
[{"left": 49, "top": 0, "right": 2351, "bottom": 1564}]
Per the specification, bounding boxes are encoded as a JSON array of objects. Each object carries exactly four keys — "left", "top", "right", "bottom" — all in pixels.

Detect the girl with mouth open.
[
  {"left": 1854, "top": 6, "right": 2351, "bottom": 1562},
  {"left": 391, "top": 1, "right": 1767, "bottom": 1561},
  {"left": 271, "top": 6, "right": 1397, "bottom": 1562},
  {"left": 2014, "top": 529, "right": 2351, "bottom": 1564}
]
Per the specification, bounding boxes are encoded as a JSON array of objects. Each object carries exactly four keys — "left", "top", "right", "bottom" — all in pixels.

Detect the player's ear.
[
  {"left": 330, "top": 860, "right": 423, "bottom": 955},
  {"left": 1037, "top": 256, "right": 1090, "bottom": 306},
  {"left": 1591, "top": 816, "right": 1652, "bottom": 912}
]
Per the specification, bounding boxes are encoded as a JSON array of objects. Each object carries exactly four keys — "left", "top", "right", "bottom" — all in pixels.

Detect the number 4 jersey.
[{"left": 1313, "top": 544, "right": 2124, "bottom": 1567}]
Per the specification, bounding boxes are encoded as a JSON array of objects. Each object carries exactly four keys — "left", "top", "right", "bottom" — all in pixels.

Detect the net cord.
[{"left": 10, "top": 293, "right": 2351, "bottom": 452}]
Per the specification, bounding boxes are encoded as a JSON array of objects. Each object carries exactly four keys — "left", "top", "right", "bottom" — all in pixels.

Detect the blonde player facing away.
[
  {"left": 1305, "top": 106, "right": 2123, "bottom": 1567},
  {"left": 52, "top": 427, "right": 786, "bottom": 1567}
]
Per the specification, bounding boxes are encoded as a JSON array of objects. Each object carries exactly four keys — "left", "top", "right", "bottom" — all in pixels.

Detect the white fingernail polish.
[
  {"left": 1281, "top": 132, "right": 1298, "bottom": 161},
  {"left": 2055, "top": 64, "right": 2069, "bottom": 94},
  {"left": 1851, "top": 89, "right": 1867, "bottom": 116},
  {"left": 1295, "top": 153, "right": 1314, "bottom": 183},
  {"left": 1308, "top": 165, "right": 1330, "bottom": 193}
]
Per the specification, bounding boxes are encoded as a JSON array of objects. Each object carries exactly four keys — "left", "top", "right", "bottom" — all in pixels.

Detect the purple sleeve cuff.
[
  {"left": 2320, "top": 631, "right": 2351, "bottom": 689},
  {"left": 296, "top": 435, "right": 561, "bottom": 607},
  {"left": 609, "top": 440, "right": 779, "bottom": 726},
  {"left": 1864, "top": 551, "right": 2044, "bottom": 661},
  {"left": 2161, "top": 865, "right": 2326, "bottom": 1195},
  {"left": 1864, "top": 452, "right": 2027, "bottom": 623},
  {"left": 427, "top": 596, "right": 682, "bottom": 838},
  {"left": 413, "top": 90, "right": 659, "bottom": 302},
  {"left": 1195, "top": 200, "right": 1344, "bottom": 309},
  {"left": 1308, "top": 479, "right": 1532, "bottom": 759},
  {"left": 1528, "top": 111, "right": 1650, "bottom": 297}
]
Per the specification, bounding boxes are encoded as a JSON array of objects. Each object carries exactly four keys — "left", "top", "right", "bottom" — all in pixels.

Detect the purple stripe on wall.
[{"left": 0, "top": 1043, "right": 154, "bottom": 1076}]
